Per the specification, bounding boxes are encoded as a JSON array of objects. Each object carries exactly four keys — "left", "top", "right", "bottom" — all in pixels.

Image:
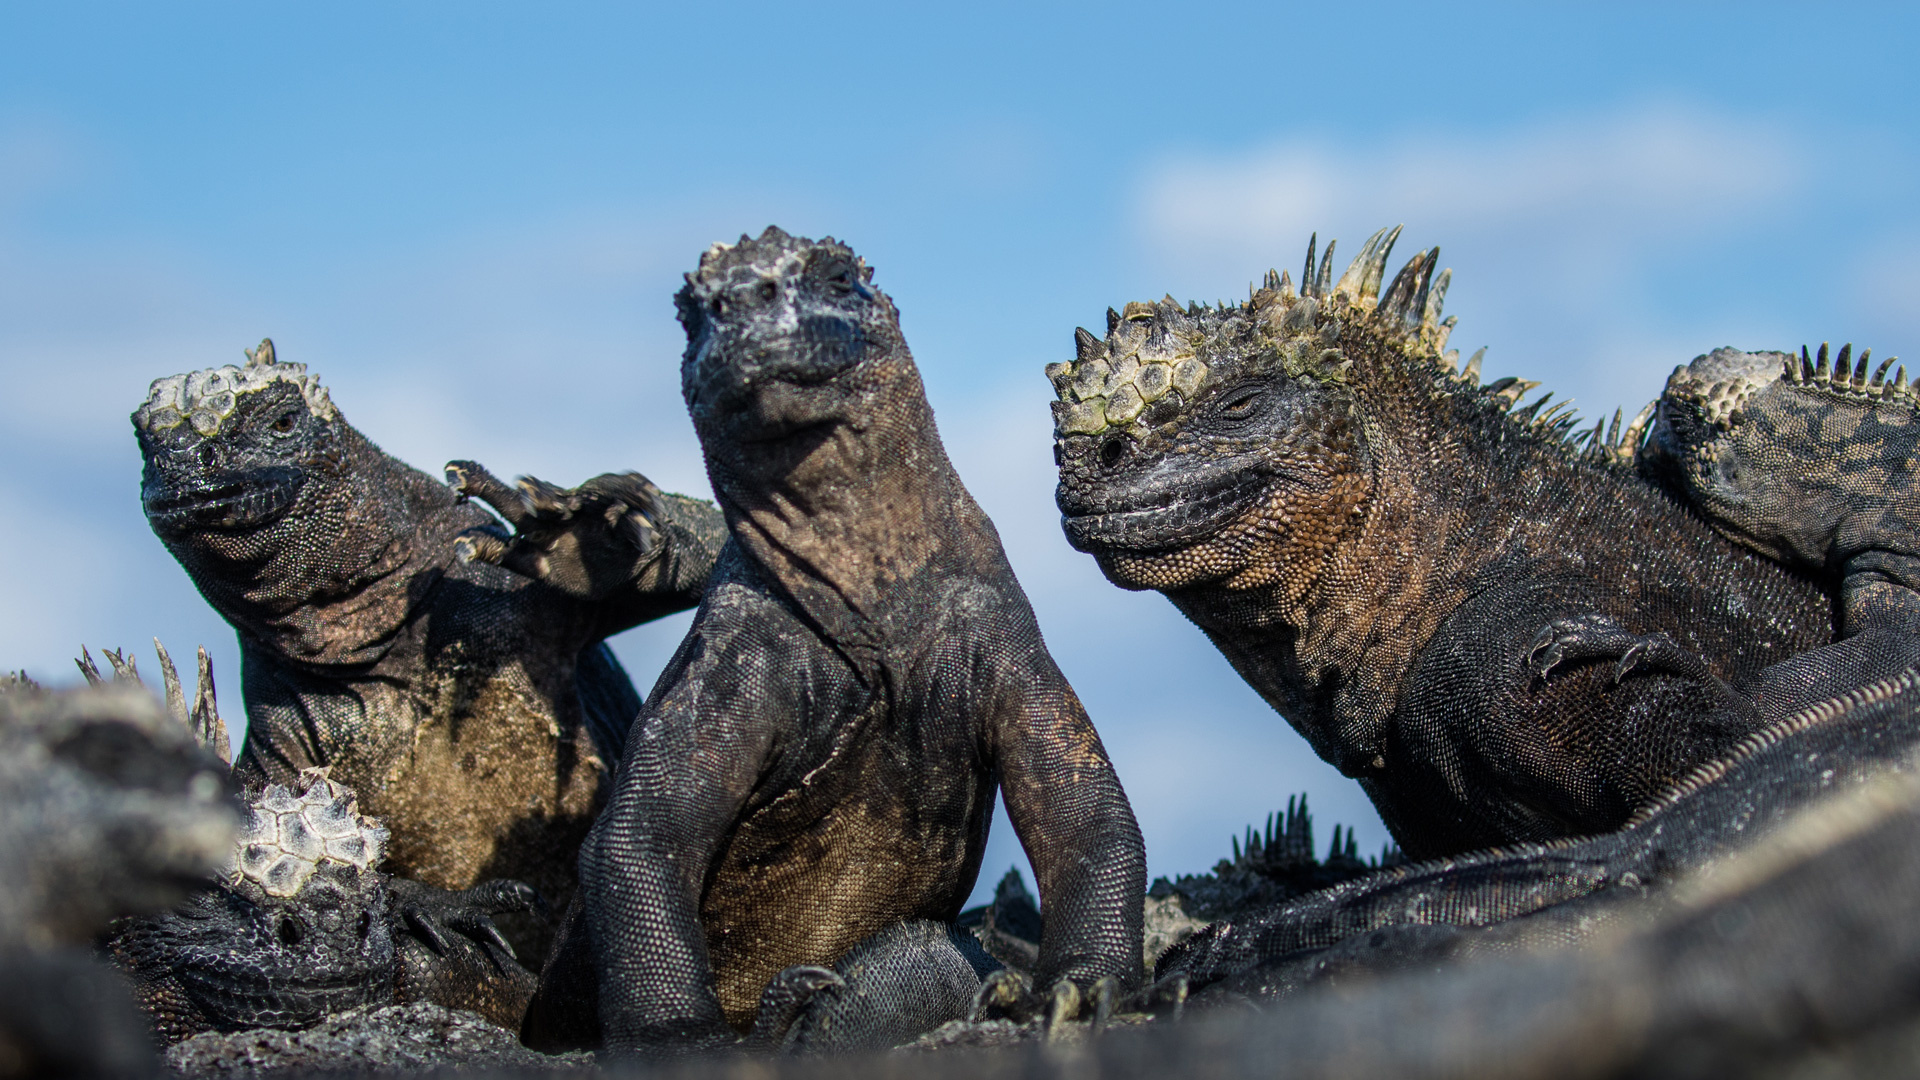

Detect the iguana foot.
[
  {"left": 388, "top": 877, "right": 545, "bottom": 963},
  {"left": 444, "top": 459, "right": 664, "bottom": 599},
  {"left": 745, "top": 965, "right": 845, "bottom": 1051},
  {"left": 1527, "top": 615, "right": 1715, "bottom": 685},
  {"left": 968, "top": 970, "right": 1119, "bottom": 1036}
]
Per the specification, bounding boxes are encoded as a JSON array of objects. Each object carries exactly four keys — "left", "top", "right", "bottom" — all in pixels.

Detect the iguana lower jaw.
[{"left": 1056, "top": 447, "right": 1277, "bottom": 554}]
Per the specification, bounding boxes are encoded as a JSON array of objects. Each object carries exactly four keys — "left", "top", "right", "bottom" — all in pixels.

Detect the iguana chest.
[{"left": 698, "top": 661, "right": 1001, "bottom": 1028}]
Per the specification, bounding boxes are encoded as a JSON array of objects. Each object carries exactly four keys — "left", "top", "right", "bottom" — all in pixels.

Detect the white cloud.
[
  {"left": 1142, "top": 104, "right": 1805, "bottom": 269},
  {"left": 1132, "top": 104, "right": 1825, "bottom": 423}
]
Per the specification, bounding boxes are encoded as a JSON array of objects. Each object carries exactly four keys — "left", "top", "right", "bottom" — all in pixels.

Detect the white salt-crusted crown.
[
  {"left": 135, "top": 339, "right": 336, "bottom": 439},
  {"left": 228, "top": 767, "right": 386, "bottom": 902}
]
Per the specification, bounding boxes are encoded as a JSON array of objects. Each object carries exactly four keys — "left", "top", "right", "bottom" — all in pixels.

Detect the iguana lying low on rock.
[
  {"left": 1049, "top": 227, "right": 1832, "bottom": 858},
  {"left": 0, "top": 678, "right": 236, "bottom": 1078},
  {"left": 78, "top": 644, "right": 545, "bottom": 1040},
  {"left": 133, "top": 342, "right": 726, "bottom": 958},
  {"left": 528, "top": 227, "right": 1145, "bottom": 1058},
  {"left": 1643, "top": 343, "right": 1920, "bottom": 703}
]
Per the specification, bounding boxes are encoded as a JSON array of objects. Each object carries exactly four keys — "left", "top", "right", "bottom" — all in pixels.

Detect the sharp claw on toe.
[
  {"left": 969, "top": 969, "right": 1031, "bottom": 1023},
  {"left": 402, "top": 907, "right": 453, "bottom": 956},
  {"left": 1044, "top": 979, "right": 1082, "bottom": 1038}
]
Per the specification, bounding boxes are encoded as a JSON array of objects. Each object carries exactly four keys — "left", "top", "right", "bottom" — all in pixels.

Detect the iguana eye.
[
  {"left": 272, "top": 411, "right": 299, "bottom": 434},
  {"left": 1215, "top": 386, "right": 1266, "bottom": 421}
]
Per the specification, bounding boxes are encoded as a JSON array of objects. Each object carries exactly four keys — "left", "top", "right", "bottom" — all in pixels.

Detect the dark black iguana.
[
  {"left": 527, "top": 227, "right": 1145, "bottom": 1057},
  {"left": 1048, "top": 227, "right": 1832, "bottom": 859},
  {"left": 0, "top": 677, "right": 236, "bottom": 1077},
  {"left": 132, "top": 342, "right": 726, "bottom": 958},
  {"left": 1156, "top": 341, "right": 1920, "bottom": 1003},
  {"left": 1641, "top": 343, "right": 1920, "bottom": 700},
  {"left": 74, "top": 644, "right": 545, "bottom": 1040}
]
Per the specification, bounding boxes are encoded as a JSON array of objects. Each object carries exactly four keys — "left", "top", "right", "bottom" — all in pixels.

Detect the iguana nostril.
[
  {"left": 758, "top": 281, "right": 777, "bottom": 302},
  {"left": 1099, "top": 436, "right": 1130, "bottom": 468},
  {"left": 278, "top": 915, "right": 303, "bottom": 947}
]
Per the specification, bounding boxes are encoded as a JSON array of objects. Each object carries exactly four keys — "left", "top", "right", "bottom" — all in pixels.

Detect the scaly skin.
[
  {"left": 132, "top": 341, "right": 727, "bottom": 961},
  {"left": 1643, "top": 344, "right": 1920, "bottom": 711},
  {"left": 1049, "top": 228, "right": 1831, "bottom": 859},
  {"left": 528, "top": 228, "right": 1145, "bottom": 1058},
  {"left": 1154, "top": 338, "right": 1920, "bottom": 1004}
]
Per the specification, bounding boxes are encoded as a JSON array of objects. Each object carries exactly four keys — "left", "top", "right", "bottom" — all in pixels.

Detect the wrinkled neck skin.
[
  {"left": 702, "top": 352, "right": 995, "bottom": 681},
  {"left": 159, "top": 426, "right": 479, "bottom": 667},
  {"left": 1152, "top": 378, "right": 1592, "bottom": 775},
  {"left": 1157, "top": 411, "right": 1473, "bottom": 774}
]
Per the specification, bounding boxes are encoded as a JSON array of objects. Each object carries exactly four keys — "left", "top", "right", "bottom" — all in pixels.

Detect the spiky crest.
[
  {"left": 1782, "top": 342, "right": 1914, "bottom": 409},
  {"left": 1049, "top": 227, "right": 1626, "bottom": 465}
]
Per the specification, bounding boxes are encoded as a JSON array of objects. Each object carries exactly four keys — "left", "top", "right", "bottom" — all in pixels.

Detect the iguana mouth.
[
  {"left": 143, "top": 467, "right": 305, "bottom": 532},
  {"left": 1059, "top": 462, "right": 1270, "bottom": 552}
]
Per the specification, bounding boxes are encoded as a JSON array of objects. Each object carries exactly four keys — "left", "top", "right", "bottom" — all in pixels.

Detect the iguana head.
[
  {"left": 127, "top": 769, "right": 397, "bottom": 1031},
  {"left": 1646, "top": 343, "right": 1920, "bottom": 571},
  {"left": 133, "top": 339, "right": 340, "bottom": 538},
  {"left": 676, "top": 226, "right": 915, "bottom": 464},
  {"left": 1053, "top": 227, "right": 1467, "bottom": 594}
]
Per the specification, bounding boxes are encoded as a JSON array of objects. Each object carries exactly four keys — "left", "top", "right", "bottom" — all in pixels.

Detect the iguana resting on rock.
[
  {"left": 1049, "top": 227, "right": 1832, "bottom": 858},
  {"left": 0, "top": 677, "right": 237, "bottom": 1078},
  {"left": 133, "top": 341, "right": 727, "bottom": 958},
  {"left": 527, "top": 227, "right": 1145, "bottom": 1058},
  {"left": 75, "top": 644, "right": 545, "bottom": 1040},
  {"left": 1156, "top": 338, "right": 1920, "bottom": 1003},
  {"left": 1643, "top": 343, "right": 1920, "bottom": 698}
]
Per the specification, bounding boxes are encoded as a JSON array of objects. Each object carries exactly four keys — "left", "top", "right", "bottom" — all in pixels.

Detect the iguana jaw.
[
  {"left": 1057, "top": 447, "right": 1282, "bottom": 556},
  {"left": 142, "top": 465, "right": 307, "bottom": 534}
]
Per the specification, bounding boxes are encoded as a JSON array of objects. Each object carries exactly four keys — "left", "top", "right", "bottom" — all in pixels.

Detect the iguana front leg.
[
  {"left": 990, "top": 638, "right": 1146, "bottom": 1014},
  {"left": 444, "top": 459, "right": 725, "bottom": 636}
]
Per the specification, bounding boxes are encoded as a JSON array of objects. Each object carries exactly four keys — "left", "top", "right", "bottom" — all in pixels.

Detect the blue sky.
[{"left": 4, "top": 4, "right": 1919, "bottom": 906}]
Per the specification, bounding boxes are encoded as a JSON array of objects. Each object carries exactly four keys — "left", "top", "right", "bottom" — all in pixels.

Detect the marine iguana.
[
  {"left": 133, "top": 341, "right": 726, "bottom": 958},
  {"left": 1641, "top": 343, "right": 1920, "bottom": 704},
  {"left": 1155, "top": 344, "right": 1920, "bottom": 1002},
  {"left": 0, "top": 678, "right": 237, "bottom": 1077},
  {"left": 74, "top": 643, "right": 545, "bottom": 1040},
  {"left": 1049, "top": 227, "right": 1832, "bottom": 858},
  {"left": 531, "top": 227, "right": 1145, "bottom": 1057}
]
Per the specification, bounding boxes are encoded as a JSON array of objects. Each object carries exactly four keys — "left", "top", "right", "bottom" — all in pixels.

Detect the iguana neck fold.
[{"left": 706, "top": 356, "right": 994, "bottom": 681}]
